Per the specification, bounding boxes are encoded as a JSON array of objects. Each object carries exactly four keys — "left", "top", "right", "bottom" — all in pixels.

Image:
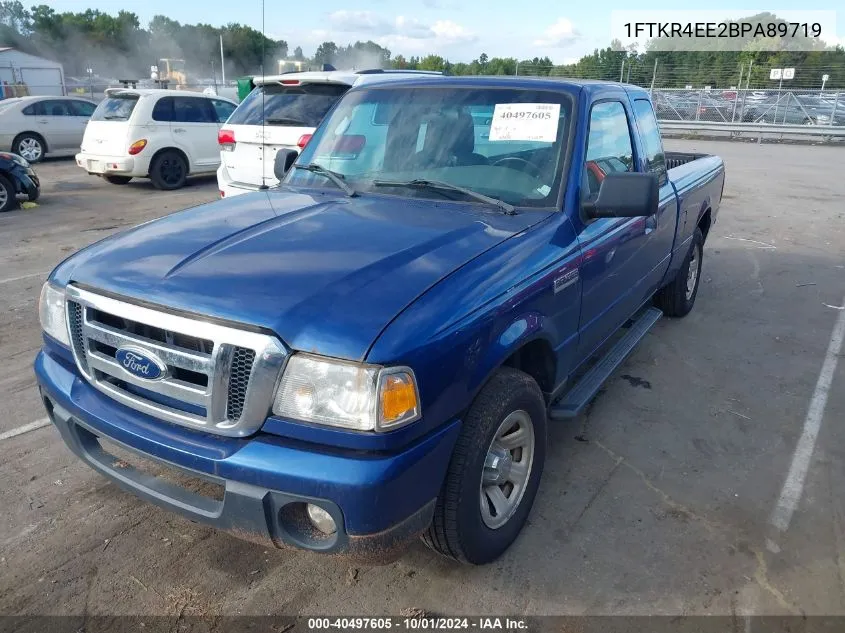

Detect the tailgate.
[
  {"left": 220, "top": 81, "right": 350, "bottom": 188},
  {"left": 221, "top": 124, "right": 309, "bottom": 187},
  {"left": 81, "top": 121, "right": 130, "bottom": 157}
]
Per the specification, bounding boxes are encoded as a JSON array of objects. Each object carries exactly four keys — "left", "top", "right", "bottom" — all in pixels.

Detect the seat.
[{"left": 414, "top": 109, "right": 489, "bottom": 169}]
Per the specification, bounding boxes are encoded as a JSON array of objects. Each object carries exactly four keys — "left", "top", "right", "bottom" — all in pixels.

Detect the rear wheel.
[
  {"left": 149, "top": 151, "right": 187, "bottom": 190},
  {"left": 0, "top": 174, "right": 18, "bottom": 212},
  {"left": 422, "top": 367, "right": 547, "bottom": 564},
  {"left": 654, "top": 227, "right": 704, "bottom": 317},
  {"left": 14, "top": 133, "right": 45, "bottom": 163},
  {"left": 103, "top": 175, "right": 132, "bottom": 185}
]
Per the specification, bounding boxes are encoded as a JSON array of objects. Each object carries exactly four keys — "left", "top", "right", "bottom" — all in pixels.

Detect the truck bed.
[{"left": 665, "top": 151, "right": 712, "bottom": 170}]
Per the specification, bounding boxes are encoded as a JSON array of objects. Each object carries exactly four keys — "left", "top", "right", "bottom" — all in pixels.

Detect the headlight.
[
  {"left": 272, "top": 354, "right": 421, "bottom": 431},
  {"left": 38, "top": 282, "right": 70, "bottom": 346}
]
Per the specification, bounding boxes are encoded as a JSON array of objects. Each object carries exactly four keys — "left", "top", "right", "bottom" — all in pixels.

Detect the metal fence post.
[
  {"left": 831, "top": 93, "right": 840, "bottom": 127},
  {"left": 695, "top": 89, "right": 703, "bottom": 121},
  {"left": 732, "top": 64, "right": 744, "bottom": 122},
  {"left": 649, "top": 60, "right": 657, "bottom": 95}
]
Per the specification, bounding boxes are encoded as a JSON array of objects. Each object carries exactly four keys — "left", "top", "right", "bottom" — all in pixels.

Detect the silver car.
[{"left": 0, "top": 96, "right": 98, "bottom": 163}]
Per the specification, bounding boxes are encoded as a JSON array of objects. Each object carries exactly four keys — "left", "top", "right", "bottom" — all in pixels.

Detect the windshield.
[
  {"left": 91, "top": 95, "right": 139, "bottom": 121},
  {"left": 286, "top": 86, "right": 573, "bottom": 208},
  {"left": 227, "top": 82, "right": 349, "bottom": 127}
]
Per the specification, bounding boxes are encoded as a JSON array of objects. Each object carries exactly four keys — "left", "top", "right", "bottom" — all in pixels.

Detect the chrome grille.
[
  {"left": 67, "top": 300, "right": 89, "bottom": 374},
  {"left": 65, "top": 285, "right": 287, "bottom": 437},
  {"left": 227, "top": 347, "right": 255, "bottom": 421}
]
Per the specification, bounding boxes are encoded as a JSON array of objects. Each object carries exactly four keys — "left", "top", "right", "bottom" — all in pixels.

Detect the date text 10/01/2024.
[{"left": 307, "top": 618, "right": 529, "bottom": 630}]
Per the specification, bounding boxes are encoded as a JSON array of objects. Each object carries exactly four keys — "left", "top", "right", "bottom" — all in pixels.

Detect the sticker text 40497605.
[{"left": 489, "top": 103, "right": 561, "bottom": 143}]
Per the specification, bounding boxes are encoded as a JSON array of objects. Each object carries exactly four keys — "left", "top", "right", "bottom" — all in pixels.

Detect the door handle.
[
  {"left": 37, "top": 119, "right": 49, "bottom": 123},
  {"left": 173, "top": 127, "right": 186, "bottom": 134}
]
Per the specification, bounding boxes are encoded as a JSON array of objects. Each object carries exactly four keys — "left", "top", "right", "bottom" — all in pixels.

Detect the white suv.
[
  {"left": 77, "top": 89, "right": 237, "bottom": 190},
  {"left": 216, "top": 69, "right": 442, "bottom": 197}
]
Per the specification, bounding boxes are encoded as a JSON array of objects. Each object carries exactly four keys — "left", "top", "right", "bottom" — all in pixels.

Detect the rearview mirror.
[
  {"left": 582, "top": 172, "right": 658, "bottom": 219},
  {"left": 274, "top": 148, "right": 298, "bottom": 181}
]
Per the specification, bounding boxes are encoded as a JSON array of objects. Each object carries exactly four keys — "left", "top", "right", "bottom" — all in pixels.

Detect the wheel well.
[
  {"left": 148, "top": 147, "right": 190, "bottom": 176},
  {"left": 503, "top": 339, "right": 556, "bottom": 395},
  {"left": 13, "top": 131, "right": 48, "bottom": 153},
  {"left": 698, "top": 208, "right": 712, "bottom": 242}
]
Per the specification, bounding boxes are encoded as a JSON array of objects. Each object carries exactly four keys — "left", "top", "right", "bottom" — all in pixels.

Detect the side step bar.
[{"left": 548, "top": 307, "right": 663, "bottom": 420}]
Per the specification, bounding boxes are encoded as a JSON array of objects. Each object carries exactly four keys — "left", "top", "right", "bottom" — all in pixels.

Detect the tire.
[
  {"left": 0, "top": 174, "right": 17, "bottom": 212},
  {"left": 422, "top": 367, "right": 547, "bottom": 564},
  {"left": 13, "top": 133, "right": 46, "bottom": 163},
  {"left": 149, "top": 151, "right": 187, "bottom": 190},
  {"left": 654, "top": 227, "right": 704, "bottom": 318},
  {"left": 103, "top": 175, "right": 132, "bottom": 185}
]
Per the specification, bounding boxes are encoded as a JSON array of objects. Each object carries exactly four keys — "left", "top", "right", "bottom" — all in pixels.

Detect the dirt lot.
[{"left": 1, "top": 143, "right": 844, "bottom": 621}]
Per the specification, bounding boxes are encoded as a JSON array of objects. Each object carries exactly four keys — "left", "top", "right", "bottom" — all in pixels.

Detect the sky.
[{"left": 44, "top": 1, "right": 845, "bottom": 64}]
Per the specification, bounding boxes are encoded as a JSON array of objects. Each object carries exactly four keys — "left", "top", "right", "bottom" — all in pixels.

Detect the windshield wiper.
[
  {"left": 372, "top": 179, "right": 516, "bottom": 215},
  {"left": 293, "top": 163, "right": 356, "bottom": 197},
  {"left": 265, "top": 116, "right": 309, "bottom": 126}
]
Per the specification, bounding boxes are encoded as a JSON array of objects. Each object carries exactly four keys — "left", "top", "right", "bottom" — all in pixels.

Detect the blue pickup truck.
[{"left": 35, "top": 77, "right": 724, "bottom": 565}]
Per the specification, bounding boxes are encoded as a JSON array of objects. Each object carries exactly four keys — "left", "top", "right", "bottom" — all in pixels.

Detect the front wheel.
[
  {"left": 422, "top": 367, "right": 547, "bottom": 564},
  {"left": 0, "top": 174, "right": 17, "bottom": 212},
  {"left": 654, "top": 227, "right": 704, "bottom": 317}
]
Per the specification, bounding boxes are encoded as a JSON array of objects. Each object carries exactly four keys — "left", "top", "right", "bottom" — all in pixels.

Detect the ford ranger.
[{"left": 35, "top": 77, "right": 724, "bottom": 565}]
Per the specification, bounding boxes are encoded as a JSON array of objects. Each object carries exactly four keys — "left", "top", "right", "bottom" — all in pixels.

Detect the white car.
[
  {"left": 0, "top": 96, "right": 98, "bottom": 163},
  {"left": 77, "top": 89, "right": 237, "bottom": 190},
  {"left": 216, "top": 69, "right": 442, "bottom": 198}
]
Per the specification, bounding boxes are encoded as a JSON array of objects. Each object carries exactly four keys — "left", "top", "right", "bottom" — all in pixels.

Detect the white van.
[
  {"left": 216, "top": 69, "right": 442, "bottom": 198},
  {"left": 77, "top": 89, "right": 237, "bottom": 190}
]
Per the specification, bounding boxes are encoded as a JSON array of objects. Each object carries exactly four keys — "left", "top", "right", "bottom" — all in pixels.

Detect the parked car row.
[{"left": 652, "top": 89, "right": 845, "bottom": 126}]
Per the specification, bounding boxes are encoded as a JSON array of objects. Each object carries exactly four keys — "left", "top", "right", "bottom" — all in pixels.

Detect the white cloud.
[
  {"left": 431, "top": 20, "right": 477, "bottom": 43},
  {"left": 318, "top": 11, "right": 477, "bottom": 53},
  {"left": 534, "top": 18, "right": 580, "bottom": 48}
]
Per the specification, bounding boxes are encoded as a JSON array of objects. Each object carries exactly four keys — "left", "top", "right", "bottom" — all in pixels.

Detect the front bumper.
[
  {"left": 35, "top": 346, "right": 458, "bottom": 562},
  {"left": 76, "top": 152, "right": 139, "bottom": 177}
]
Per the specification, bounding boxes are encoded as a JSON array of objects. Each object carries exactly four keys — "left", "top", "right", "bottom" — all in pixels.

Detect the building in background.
[{"left": 0, "top": 48, "right": 65, "bottom": 99}]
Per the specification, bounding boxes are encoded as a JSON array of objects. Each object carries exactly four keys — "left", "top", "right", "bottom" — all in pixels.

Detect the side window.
[
  {"left": 22, "top": 102, "right": 44, "bottom": 116},
  {"left": 172, "top": 97, "right": 215, "bottom": 123},
  {"left": 211, "top": 99, "right": 236, "bottom": 123},
  {"left": 152, "top": 97, "right": 174, "bottom": 122},
  {"left": 583, "top": 101, "right": 634, "bottom": 198},
  {"left": 69, "top": 100, "right": 96, "bottom": 117},
  {"left": 45, "top": 100, "right": 72, "bottom": 116},
  {"left": 633, "top": 99, "right": 666, "bottom": 177}
]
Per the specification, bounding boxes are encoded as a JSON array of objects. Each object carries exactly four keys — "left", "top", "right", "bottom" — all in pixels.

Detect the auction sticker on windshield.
[{"left": 489, "top": 103, "right": 560, "bottom": 142}]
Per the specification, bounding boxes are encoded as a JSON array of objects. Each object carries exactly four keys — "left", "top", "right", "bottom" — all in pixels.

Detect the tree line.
[{"left": 2, "top": 3, "right": 844, "bottom": 89}]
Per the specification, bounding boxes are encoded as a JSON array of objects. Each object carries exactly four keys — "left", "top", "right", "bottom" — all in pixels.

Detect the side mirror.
[
  {"left": 274, "top": 148, "right": 298, "bottom": 181},
  {"left": 582, "top": 172, "right": 658, "bottom": 219}
]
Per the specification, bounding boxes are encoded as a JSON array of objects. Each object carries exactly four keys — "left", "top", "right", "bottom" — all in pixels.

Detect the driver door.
[{"left": 574, "top": 99, "right": 661, "bottom": 359}]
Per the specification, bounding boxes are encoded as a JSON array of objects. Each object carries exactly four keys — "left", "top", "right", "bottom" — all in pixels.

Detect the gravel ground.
[{"left": 1, "top": 141, "right": 844, "bottom": 623}]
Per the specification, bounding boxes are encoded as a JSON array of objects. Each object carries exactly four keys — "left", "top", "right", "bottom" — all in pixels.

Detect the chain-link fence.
[{"left": 516, "top": 60, "right": 845, "bottom": 127}]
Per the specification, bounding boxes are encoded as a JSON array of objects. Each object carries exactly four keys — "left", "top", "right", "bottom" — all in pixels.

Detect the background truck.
[{"left": 36, "top": 76, "right": 724, "bottom": 565}]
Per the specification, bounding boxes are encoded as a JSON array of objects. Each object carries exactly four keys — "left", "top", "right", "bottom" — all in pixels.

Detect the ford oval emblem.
[{"left": 115, "top": 347, "right": 167, "bottom": 381}]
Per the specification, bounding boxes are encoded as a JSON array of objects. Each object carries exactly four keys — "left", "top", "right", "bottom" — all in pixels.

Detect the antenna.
[{"left": 258, "top": 0, "right": 268, "bottom": 190}]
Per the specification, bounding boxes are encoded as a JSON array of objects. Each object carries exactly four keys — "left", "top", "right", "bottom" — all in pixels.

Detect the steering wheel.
[{"left": 492, "top": 157, "right": 544, "bottom": 179}]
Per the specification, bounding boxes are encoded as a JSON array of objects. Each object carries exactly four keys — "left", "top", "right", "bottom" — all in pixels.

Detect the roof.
[
  {"left": 0, "top": 47, "right": 63, "bottom": 67},
  {"left": 1, "top": 95, "right": 95, "bottom": 103},
  {"left": 343, "top": 74, "right": 651, "bottom": 98},
  {"left": 103, "top": 88, "right": 236, "bottom": 102},
  {"left": 253, "top": 69, "right": 442, "bottom": 88}
]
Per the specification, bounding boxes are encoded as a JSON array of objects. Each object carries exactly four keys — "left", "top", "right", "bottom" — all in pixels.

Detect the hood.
[{"left": 54, "top": 190, "right": 548, "bottom": 360}]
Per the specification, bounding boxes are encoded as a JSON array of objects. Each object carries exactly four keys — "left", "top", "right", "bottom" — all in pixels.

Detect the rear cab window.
[
  {"left": 92, "top": 94, "right": 139, "bottom": 122},
  {"left": 632, "top": 99, "right": 666, "bottom": 180},
  {"left": 228, "top": 82, "right": 349, "bottom": 127}
]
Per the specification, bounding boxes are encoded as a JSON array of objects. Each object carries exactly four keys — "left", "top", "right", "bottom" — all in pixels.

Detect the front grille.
[
  {"left": 227, "top": 347, "right": 255, "bottom": 421},
  {"left": 67, "top": 300, "right": 88, "bottom": 374},
  {"left": 65, "top": 285, "right": 287, "bottom": 437}
]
